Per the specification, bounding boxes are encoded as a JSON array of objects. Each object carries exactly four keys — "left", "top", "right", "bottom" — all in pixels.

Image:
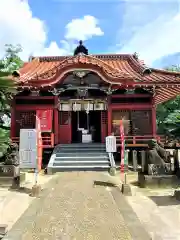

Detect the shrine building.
[{"left": 10, "top": 43, "right": 180, "bottom": 164}]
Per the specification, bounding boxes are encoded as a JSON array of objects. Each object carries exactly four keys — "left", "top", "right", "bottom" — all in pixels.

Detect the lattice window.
[
  {"left": 112, "top": 110, "right": 131, "bottom": 135},
  {"left": 130, "top": 110, "right": 152, "bottom": 135},
  {"left": 59, "top": 111, "right": 69, "bottom": 125},
  {"left": 15, "top": 111, "right": 36, "bottom": 136}
]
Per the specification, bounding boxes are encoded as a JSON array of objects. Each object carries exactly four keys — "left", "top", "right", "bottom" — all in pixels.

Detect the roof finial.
[
  {"left": 133, "top": 52, "right": 139, "bottom": 60},
  {"left": 28, "top": 54, "right": 34, "bottom": 62},
  {"left": 74, "top": 40, "right": 88, "bottom": 56}
]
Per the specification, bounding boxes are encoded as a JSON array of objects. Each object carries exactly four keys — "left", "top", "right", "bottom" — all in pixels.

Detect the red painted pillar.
[
  {"left": 152, "top": 98, "right": 157, "bottom": 137},
  {"left": 107, "top": 96, "right": 112, "bottom": 135},
  {"left": 54, "top": 96, "right": 59, "bottom": 145},
  {"left": 10, "top": 99, "right": 15, "bottom": 139}
]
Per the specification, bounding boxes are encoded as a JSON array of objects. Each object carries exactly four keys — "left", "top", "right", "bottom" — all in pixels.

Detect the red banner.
[{"left": 36, "top": 110, "right": 53, "bottom": 132}]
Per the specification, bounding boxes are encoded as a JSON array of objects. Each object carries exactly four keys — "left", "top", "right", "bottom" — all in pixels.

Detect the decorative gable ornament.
[{"left": 73, "top": 70, "right": 89, "bottom": 78}]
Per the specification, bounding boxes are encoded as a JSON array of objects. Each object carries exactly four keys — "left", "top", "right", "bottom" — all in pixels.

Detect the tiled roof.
[{"left": 17, "top": 54, "right": 180, "bottom": 104}]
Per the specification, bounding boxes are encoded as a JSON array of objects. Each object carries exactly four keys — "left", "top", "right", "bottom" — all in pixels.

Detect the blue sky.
[
  {"left": 29, "top": 0, "right": 121, "bottom": 53},
  {"left": 1, "top": 0, "right": 180, "bottom": 68}
]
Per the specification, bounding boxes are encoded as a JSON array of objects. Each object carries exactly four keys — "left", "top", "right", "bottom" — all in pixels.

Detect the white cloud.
[
  {"left": 65, "top": 15, "right": 104, "bottom": 41},
  {"left": 0, "top": 0, "right": 103, "bottom": 60},
  {"left": 35, "top": 41, "right": 70, "bottom": 57},
  {"left": 116, "top": 1, "right": 180, "bottom": 65}
]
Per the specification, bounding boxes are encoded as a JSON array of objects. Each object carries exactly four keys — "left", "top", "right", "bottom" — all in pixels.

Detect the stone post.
[
  {"left": 175, "top": 149, "right": 180, "bottom": 177},
  {"left": 132, "top": 150, "right": 138, "bottom": 171},
  {"left": 140, "top": 150, "right": 146, "bottom": 173},
  {"left": 177, "top": 149, "right": 180, "bottom": 168},
  {"left": 124, "top": 149, "right": 129, "bottom": 172},
  {"left": 166, "top": 149, "right": 175, "bottom": 172}
]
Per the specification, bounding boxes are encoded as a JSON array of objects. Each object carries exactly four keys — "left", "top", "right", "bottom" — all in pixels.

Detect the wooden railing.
[
  {"left": 12, "top": 134, "right": 170, "bottom": 148},
  {"left": 115, "top": 135, "right": 166, "bottom": 147},
  {"left": 12, "top": 133, "right": 54, "bottom": 148}
]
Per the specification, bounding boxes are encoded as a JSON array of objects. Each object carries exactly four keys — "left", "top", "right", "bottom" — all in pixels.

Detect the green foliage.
[
  {"left": 1, "top": 44, "right": 23, "bottom": 73},
  {"left": 0, "top": 44, "right": 22, "bottom": 159},
  {"left": 156, "top": 65, "right": 180, "bottom": 137},
  {"left": 0, "top": 69, "right": 16, "bottom": 158},
  {"left": 0, "top": 129, "right": 10, "bottom": 158}
]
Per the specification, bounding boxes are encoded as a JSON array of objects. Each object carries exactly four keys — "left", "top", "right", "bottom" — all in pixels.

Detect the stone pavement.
[
  {"left": 113, "top": 171, "right": 180, "bottom": 240},
  {"left": 3, "top": 172, "right": 150, "bottom": 240},
  {"left": 0, "top": 172, "right": 53, "bottom": 232},
  {"left": 127, "top": 186, "right": 180, "bottom": 240}
]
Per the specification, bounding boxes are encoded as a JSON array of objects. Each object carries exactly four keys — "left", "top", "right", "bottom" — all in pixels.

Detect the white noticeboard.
[
  {"left": 19, "top": 129, "right": 37, "bottom": 169},
  {"left": 106, "top": 136, "right": 117, "bottom": 153}
]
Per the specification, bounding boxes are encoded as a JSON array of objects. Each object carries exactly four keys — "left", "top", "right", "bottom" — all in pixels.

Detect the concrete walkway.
[
  {"left": 127, "top": 186, "right": 180, "bottom": 240},
  {"left": 0, "top": 172, "right": 53, "bottom": 232},
  {"left": 113, "top": 171, "right": 180, "bottom": 240},
  {"left": 3, "top": 172, "right": 137, "bottom": 240}
]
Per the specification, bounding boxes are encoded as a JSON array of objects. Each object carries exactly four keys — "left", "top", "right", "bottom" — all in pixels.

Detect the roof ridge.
[
  {"left": 85, "top": 54, "right": 131, "bottom": 76},
  {"left": 127, "top": 55, "right": 148, "bottom": 75},
  {"left": 151, "top": 67, "right": 180, "bottom": 75},
  {"left": 36, "top": 53, "right": 133, "bottom": 62},
  {"left": 34, "top": 54, "right": 133, "bottom": 81},
  {"left": 36, "top": 54, "right": 148, "bottom": 75}
]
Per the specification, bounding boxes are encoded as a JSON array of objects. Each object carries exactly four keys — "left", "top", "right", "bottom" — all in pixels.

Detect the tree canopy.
[
  {"left": 156, "top": 65, "right": 180, "bottom": 138},
  {"left": 1, "top": 44, "right": 23, "bottom": 73},
  {"left": 0, "top": 44, "right": 22, "bottom": 157}
]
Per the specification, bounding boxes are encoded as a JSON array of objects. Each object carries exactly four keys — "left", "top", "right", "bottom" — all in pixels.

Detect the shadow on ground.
[
  {"left": 149, "top": 195, "right": 180, "bottom": 206},
  {"left": 93, "top": 180, "right": 117, "bottom": 188},
  {"left": 8, "top": 187, "right": 32, "bottom": 195},
  {"left": 129, "top": 181, "right": 139, "bottom": 187}
]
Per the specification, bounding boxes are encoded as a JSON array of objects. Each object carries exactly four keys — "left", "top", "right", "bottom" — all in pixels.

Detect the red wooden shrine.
[{"left": 10, "top": 53, "right": 180, "bottom": 148}]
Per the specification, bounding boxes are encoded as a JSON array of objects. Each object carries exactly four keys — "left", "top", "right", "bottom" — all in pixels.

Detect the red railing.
[
  {"left": 115, "top": 135, "right": 166, "bottom": 146},
  {"left": 12, "top": 134, "right": 168, "bottom": 148},
  {"left": 12, "top": 133, "right": 54, "bottom": 148}
]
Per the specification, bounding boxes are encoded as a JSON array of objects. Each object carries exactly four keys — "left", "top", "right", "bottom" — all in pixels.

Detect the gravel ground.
[{"left": 4, "top": 172, "right": 132, "bottom": 240}]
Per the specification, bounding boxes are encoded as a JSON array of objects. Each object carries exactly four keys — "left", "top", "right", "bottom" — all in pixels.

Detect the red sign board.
[{"left": 36, "top": 110, "right": 53, "bottom": 132}]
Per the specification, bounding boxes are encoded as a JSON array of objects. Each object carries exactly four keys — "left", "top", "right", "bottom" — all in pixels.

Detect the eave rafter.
[{"left": 154, "top": 85, "right": 180, "bottom": 104}]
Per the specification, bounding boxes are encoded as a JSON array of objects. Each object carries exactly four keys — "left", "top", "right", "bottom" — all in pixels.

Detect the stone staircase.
[{"left": 47, "top": 143, "right": 111, "bottom": 173}]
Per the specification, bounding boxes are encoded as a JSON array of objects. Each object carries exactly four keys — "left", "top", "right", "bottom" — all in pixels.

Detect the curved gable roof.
[
  {"left": 16, "top": 53, "right": 180, "bottom": 104},
  {"left": 18, "top": 53, "right": 180, "bottom": 83}
]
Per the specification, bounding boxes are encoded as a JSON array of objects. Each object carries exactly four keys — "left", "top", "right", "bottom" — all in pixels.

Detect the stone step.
[
  {"left": 54, "top": 158, "right": 109, "bottom": 162},
  {"left": 55, "top": 156, "right": 108, "bottom": 160},
  {"left": 53, "top": 160, "right": 110, "bottom": 166},
  {"left": 54, "top": 144, "right": 106, "bottom": 152},
  {"left": 57, "top": 144, "right": 105, "bottom": 147},
  {"left": 55, "top": 152, "right": 107, "bottom": 157},
  {"left": 48, "top": 143, "right": 110, "bottom": 174},
  {"left": 54, "top": 148, "right": 106, "bottom": 153},
  {"left": 48, "top": 165, "right": 110, "bottom": 174}
]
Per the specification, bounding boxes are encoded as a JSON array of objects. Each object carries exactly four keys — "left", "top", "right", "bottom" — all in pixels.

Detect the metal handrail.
[{"left": 108, "top": 152, "right": 116, "bottom": 167}]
